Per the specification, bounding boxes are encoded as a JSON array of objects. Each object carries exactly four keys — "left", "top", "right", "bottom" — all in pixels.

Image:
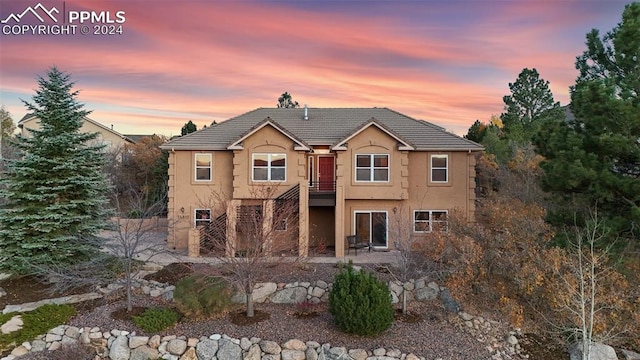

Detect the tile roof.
[
  {"left": 161, "top": 108, "right": 483, "bottom": 152},
  {"left": 123, "top": 134, "right": 156, "bottom": 143}
]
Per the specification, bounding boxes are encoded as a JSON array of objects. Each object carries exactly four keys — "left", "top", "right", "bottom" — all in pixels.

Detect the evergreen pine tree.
[
  {"left": 501, "top": 68, "right": 562, "bottom": 144},
  {"left": 0, "top": 67, "right": 111, "bottom": 274},
  {"left": 536, "top": 3, "right": 640, "bottom": 238},
  {"left": 180, "top": 120, "right": 197, "bottom": 135}
]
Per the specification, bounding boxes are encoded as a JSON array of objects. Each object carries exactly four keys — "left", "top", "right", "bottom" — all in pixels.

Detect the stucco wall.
[
  {"left": 231, "top": 125, "right": 307, "bottom": 199},
  {"left": 337, "top": 126, "right": 409, "bottom": 200},
  {"left": 166, "top": 124, "right": 478, "bottom": 253},
  {"left": 167, "top": 150, "right": 234, "bottom": 249},
  {"left": 309, "top": 207, "right": 335, "bottom": 249}
]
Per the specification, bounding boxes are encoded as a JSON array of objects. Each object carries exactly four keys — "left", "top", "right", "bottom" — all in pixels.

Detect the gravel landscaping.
[{"left": 6, "top": 262, "right": 499, "bottom": 359}]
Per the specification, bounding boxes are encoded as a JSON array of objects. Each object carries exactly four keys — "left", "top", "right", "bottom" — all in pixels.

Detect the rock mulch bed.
[{"left": 1, "top": 264, "right": 529, "bottom": 360}]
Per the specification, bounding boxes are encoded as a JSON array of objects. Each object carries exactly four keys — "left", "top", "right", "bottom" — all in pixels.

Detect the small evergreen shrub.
[
  {"left": 0, "top": 304, "right": 76, "bottom": 352},
  {"left": 328, "top": 264, "right": 394, "bottom": 336},
  {"left": 174, "top": 275, "right": 233, "bottom": 319},
  {"left": 132, "top": 307, "right": 179, "bottom": 332}
]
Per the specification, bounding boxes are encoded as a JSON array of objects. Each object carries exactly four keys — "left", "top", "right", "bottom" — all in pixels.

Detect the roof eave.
[
  {"left": 159, "top": 145, "right": 225, "bottom": 151},
  {"left": 414, "top": 147, "right": 484, "bottom": 152}
]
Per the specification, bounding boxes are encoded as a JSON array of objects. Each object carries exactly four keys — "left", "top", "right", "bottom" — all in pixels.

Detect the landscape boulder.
[{"left": 569, "top": 342, "right": 618, "bottom": 360}]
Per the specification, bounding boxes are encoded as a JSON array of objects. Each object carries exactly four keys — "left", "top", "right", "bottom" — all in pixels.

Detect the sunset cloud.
[{"left": 0, "top": 0, "right": 628, "bottom": 136}]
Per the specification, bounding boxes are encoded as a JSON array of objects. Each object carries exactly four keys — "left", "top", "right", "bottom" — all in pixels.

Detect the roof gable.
[
  {"left": 227, "top": 118, "right": 310, "bottom": 151},
  {"left": 331, "top": 117, "right": 414, "bottom": 151}
]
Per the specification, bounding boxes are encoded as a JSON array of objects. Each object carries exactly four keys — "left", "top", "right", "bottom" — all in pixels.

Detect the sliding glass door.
[{"left": 354, "top": 211, "right": 387, "bottom": 248}]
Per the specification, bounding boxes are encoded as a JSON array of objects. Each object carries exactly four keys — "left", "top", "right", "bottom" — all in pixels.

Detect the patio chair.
[{"left": 346, "top": 235, "right": 371, "bottom": 255}]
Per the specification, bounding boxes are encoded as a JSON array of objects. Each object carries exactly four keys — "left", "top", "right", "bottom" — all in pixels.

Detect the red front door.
[{"left": 318, "top": 156, "right": 335, "bottom": 191}]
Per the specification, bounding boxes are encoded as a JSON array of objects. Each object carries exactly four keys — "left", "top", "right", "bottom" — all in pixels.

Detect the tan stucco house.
[
  {"left": 160, "top": 107, "right": 483, "bottom": 257},
  {"left": 18, "top": 114, "right": 134, "bottom": 149}
]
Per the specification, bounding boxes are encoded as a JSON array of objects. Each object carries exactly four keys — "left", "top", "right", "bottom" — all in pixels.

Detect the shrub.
[
  {"left": 293, "top": 300, "right": 319, "bottom": 318},
  {"left": 132, "top": 307, "right": 179, "bottom": 332},
  {"left": 328, "top": 264, "right": 393, "bottom": 336},
  {"left": 0, "top": 304, "right": 76, "bottom": 352},
  {"left": 173, "top": 275, "right": 233, "bottom": 319}
]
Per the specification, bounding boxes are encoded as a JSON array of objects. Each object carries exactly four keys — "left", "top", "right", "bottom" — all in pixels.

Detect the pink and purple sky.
[{"left": 0, "top": 0, "right": 630, "bottom": 136}]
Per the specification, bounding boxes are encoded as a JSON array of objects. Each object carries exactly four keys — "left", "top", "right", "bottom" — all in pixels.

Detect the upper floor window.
[
  {"left": 195, "top": 209, "right": 211, "bottom": 227},
  {"left": 430, "top": 154, "right": 448, "bottom": 183},
  {"left": 414, "top": 210, "right": 448, "bottom": 232},
  {"left": 195, "top": 153, "right": 212, "bottom": 181},
  {"left": 355, "top": 154, "right": 389, "bottom": 182},
  {"left": 253, "top": 153, "right": 286, "bottom": 181}
]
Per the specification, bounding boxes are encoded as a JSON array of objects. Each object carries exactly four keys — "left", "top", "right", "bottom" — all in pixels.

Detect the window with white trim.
[
  {"left": 414, "top": 210, "right": 448, "bottom": 232},
  {"left": 430, "top": 154, "right": 448, "bottom": 183},
  {"left": 195, "top": 209, "right": 211, "bottom": 227},
  {"left": 195, "top": 153, "right": 212, "bottom": 181},
  {"left": 253, "top": 153, "right": 286, "bottom": 181},
  {"left": 355, "top": 154, "right": 389, "bottom": 182}
]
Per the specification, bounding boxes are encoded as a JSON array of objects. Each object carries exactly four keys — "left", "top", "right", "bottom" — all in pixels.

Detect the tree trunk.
[
  {"left": 125, "top": 261, "right": 132, "bottom": 312},
  {"left": 246, "top": 288, "right": 254, "bottom": 317},
  {"left": 402, "top": 288, "right": 407, "bottom": 315}
]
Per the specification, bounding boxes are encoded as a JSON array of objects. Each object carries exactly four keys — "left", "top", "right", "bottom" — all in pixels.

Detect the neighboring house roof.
[
  {"left": 18, "top": 114, "right": 135, "bottom": 143},
  {"left": 161, "top": 107, "right": 483, "bottom": 152},
  {"left": 562, "top": 104, "right": 575, "bottom": 123},
  {"left": 123, "top": 134, "right": 158, "bottom": 143}
]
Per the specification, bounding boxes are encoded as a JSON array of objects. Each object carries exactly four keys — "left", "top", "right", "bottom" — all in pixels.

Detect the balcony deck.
[{"left": 309, "top": 181, "right": 336, "bottom": 206}]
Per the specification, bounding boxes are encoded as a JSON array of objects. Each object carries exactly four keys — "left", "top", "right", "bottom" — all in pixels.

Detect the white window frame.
[
  {"left": 355, "top": 154, "right": 390, "bottom": 182},
  {"left": 252, "top": 153, "right": 287, "bottom": 182},
  {"left": 430, "top": 154, "right": 448, "bottom": 183},
  {"left": 413, "top": 210, "right": 448, "bottom": 233},
  {"left": 308, "top": 155, "right": 315, "bottom": 186},
  {"left": 194, "top": 208, "right": 212, "bottom": 227},
  {"left": 194, "top": 153, "right": 212, "bottom": 182}
]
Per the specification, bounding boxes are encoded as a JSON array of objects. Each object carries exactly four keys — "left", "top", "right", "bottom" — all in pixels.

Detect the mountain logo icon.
[{"left": 1, "top": 3, "right": 59, "bottom": 24}]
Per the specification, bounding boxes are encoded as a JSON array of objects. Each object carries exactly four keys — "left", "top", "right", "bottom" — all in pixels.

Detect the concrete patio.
[{"left": 100, "top": 230, "right": 400, "bottom": 268}]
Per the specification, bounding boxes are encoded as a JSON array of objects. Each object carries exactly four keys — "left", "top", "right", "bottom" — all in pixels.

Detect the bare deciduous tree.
[
  {"left": 35, "top": 182, "right": 173, "bottom": 312},
  {"left": 103, "top": 136, "right": 169, "bottom": 216},
  {"left": 550, "top": 210, "right": 628, "bottom": 360},
  {"left": 103, "top": 184, "right": 173, "bottom": 311},
  {"left": 198, "top": 185, "right": 303, "bottom": 317},
  {"left": 386, "top": 203, "right": 446, "bottom": 315}
]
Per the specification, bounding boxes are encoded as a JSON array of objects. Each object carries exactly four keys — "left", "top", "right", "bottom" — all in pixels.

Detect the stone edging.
[
  {"left": 1, "top": 274, "right": 528, "bottom": 360},
  {"left": 3, "top": 325, "right": 425, "bottom": 360}
]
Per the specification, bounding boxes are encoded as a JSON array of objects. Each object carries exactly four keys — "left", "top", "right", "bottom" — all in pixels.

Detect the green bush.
[
  {"left": 132, "top": 307, "right": 179, "bottom": 332},
  {"left": 0, "top": 304, "right": 76, "bottom": 352},
  {"left": 173, "top": 275, "right": 233, "bottom": 319},
  {"left": 328, "top": 264, "right": 394, "bottom": 336}
]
